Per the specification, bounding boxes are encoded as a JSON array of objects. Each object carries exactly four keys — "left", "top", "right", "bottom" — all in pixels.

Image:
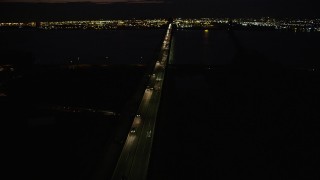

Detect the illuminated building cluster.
[
  {"left": 174, "top": 18, "right": 229, "bottom": 28},
  {"left": 40, "top": 19, "right": 168, "bottom": 30},
  {"left": 174, "top": 18, "right": 320, "bottom": 32},
  {"left": 0, "top": 19, "right": 168, "bottom": 30},
  {"left": 0, "top": 22, "right": 36, "bottom": 28}
]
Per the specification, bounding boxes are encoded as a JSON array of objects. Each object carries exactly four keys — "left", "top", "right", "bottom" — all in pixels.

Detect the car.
[
  {"left": 146, "top": 87, "right": 154, "bottom": 91},
  {"left": 130, "top": 127, "right": 136, "bottom": 133}
]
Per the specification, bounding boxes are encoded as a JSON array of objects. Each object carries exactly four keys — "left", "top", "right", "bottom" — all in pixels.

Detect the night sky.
[
  {"left": 0, "top": 0, "right": 160, "bottom": 2},
  {"left": 0, "top": 0, "right": 319, "bottom": 21}
]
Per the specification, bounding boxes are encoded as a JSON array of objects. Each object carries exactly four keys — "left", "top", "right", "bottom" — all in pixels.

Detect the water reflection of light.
[
  {"left": 203, "top": 29, "right": 209, "bottom": 44},
  {"left": 204, "top": 30, "right": 209, "bottom": 36}
]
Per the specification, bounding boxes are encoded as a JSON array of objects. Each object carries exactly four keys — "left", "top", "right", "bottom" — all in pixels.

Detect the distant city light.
[
  {"left": 0, "top": 18, "right": 319, "bottom": 32},
  {"left": 173, "top": 18, "right": 320, "bottom": 32},
  {"left": 0, "top": 19, "right": 168, "bottom": 30}
]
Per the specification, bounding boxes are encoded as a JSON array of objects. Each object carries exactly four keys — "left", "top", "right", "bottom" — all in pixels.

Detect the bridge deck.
[{"left": 111, "top": 24, "right": 172, "bottom": 180}]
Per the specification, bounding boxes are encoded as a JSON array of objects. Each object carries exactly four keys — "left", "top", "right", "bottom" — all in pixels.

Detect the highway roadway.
[{"left": 111, "top": 24, "right": 172, "bottom": 180}]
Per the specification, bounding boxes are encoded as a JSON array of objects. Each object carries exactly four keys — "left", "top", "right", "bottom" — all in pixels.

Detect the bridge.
[{"left": 111, "top": 24, "right": 173, "bottom": 180}]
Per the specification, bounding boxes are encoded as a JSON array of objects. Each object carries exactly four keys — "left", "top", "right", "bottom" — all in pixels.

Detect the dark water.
[
  {"left": 171, "top": 30, "right": 320, "bottom": 66},
  {"left": 3, "top": 29, "right": 319, "bottom": 180},
  {"left": 1, "top": 30, "right": 166, "bottom": 180},
  {"left": 0, "top": 30, "right": 164, "bottom": 64},
  {"left": 149, "top": 31, "right": 320, "bottom": 180},
  {"left": 2, "top": 29, "right": 319, "bottom": 66}
]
